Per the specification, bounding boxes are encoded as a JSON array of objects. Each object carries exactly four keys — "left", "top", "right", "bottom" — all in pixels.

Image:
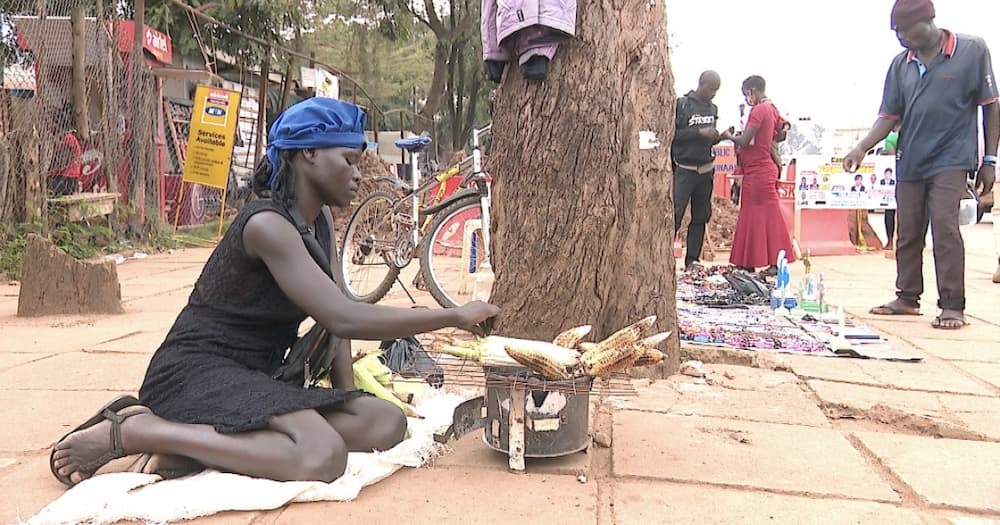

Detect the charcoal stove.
[{"left": 434, "top": 365, "right": 593, "bottom": 472}]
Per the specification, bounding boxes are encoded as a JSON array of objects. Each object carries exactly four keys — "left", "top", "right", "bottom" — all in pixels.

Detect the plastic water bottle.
[
  {"left": 472, "top": 261, "right": 494, "bottom": 302},
  {"left": 469, "top": 234, "right": 478, "bottom": 274}
]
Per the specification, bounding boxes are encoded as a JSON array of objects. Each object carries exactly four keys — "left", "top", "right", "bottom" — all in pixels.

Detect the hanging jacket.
[
  {"left": 672, "top": 90, "right": 719, "bottom": 169},
  {"left": 497, "top": 0, "right": 576, "bottom": 44},
  {"left": 480, "top": 0, "right": 576, "bottom": 73}
]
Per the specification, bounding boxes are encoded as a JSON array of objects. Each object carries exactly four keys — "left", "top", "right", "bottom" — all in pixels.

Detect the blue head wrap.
[{"left": 266, "top": 98, "right": 367, "bottom": 190}]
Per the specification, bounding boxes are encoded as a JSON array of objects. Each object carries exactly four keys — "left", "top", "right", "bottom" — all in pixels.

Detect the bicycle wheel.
[
  {"left": 340, "top": 191, "right": 401, "bottom": 303},
  {"left": 419, "top": 195, "right": 484, "bottom": 308}
]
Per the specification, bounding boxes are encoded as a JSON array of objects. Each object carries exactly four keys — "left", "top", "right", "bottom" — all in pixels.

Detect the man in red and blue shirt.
[{"left": 843, "top": 0, "right": 998, "bottom": 330}]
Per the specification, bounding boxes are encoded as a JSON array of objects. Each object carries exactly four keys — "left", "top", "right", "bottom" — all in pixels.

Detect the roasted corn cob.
[
  {"left": 430, "top": 335, "right": 579, "bottom": 369},
  {"left": 552, "top": 325, "right": 593, "bottom": 349},
  {"left": 590, "top": 316, "right": 657, "bottom": 353},
  {"left": 504, "top": 345, "right": 572, "bottom": 380},
  {"left": 631, "top": 348, "right": 666, "bottom": 367},
  {"left": 582, "top": 330, "right": 671, "bottom": 377}
]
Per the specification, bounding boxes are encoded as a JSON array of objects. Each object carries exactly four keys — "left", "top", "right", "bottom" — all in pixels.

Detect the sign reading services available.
[{"left": 182, "top": 85, "right": 241, "bottom": 190}]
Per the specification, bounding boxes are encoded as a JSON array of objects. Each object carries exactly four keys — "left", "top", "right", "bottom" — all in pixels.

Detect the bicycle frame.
[{"left": 347, "top": 124, "right": 492, "bottom": 278}]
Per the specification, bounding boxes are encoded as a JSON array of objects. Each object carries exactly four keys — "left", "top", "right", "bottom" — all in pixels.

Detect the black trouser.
[
  {"left": 895, "top": 170, "right": 966, "bottom": 311},
  {"left": 673, "top": 166, "right": 714, "bottom": 266},
  {"left": 884, "top": 210, "right": 896, "bottom": 246}
]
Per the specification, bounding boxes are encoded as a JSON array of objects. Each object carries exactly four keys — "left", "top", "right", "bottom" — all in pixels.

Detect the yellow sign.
[{"left": 182, "top": 85, "right": 241, "bottom": 189}]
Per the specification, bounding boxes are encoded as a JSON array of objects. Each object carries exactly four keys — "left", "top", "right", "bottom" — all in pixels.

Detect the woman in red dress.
[{"left": 722, "top": 76, "right": 795, "bottom": 273}]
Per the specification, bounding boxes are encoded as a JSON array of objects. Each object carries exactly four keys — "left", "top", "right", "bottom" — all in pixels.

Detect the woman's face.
[{"left": 303, "top": 147, "right": 363, "bottom": 208}]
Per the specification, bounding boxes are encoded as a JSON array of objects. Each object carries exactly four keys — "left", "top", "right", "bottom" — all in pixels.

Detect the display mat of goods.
[
  {"left": 677, "top": 264, "right": 772, "bottom": 306},
  {"left": 675, "top": 263, "right": 921, "bottom": 361},
  {"left": 678, "top": 304, "right": 832, "bottom": 355}
]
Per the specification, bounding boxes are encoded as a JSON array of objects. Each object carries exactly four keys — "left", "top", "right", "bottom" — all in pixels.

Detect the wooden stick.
[
  {"left": 172, "top": 180, "right": 185, "bottom": 232},
  {"left": 217, "top": 185, "right": 227, "bottom": 238},
  {"left": 508, "top": 384, "right": 526, "bottom": 472}
]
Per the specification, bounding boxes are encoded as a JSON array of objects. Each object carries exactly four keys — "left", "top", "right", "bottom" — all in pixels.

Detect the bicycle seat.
[{"left": 395, "top": 136, "right": 432, "bottom": 153}]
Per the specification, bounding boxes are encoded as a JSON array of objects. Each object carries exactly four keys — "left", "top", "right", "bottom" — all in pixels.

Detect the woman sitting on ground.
[{"left": 49, "top": 98, "right": 499, "bottom": 486}]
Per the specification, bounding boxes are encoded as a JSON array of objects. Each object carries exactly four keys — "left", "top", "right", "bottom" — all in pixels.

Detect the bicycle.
[{"left": 339, "top": 124, "right": 493, "bottom": 308}]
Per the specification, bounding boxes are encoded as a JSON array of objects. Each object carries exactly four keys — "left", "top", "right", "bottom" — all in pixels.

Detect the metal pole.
[
  {"left": 254, "top": 48, "right": 270, "bottom": 166},
  {"left": 130, "top": 0, "right": 147, "bottom": 231}
]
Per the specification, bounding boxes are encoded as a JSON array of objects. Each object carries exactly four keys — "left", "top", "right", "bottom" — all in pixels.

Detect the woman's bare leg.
[
  {"left": 52, "top": 407, "right": 349, "bottom": 484},
  {"left": 321, "top": 397, "right": 407, "bottom": 452}
]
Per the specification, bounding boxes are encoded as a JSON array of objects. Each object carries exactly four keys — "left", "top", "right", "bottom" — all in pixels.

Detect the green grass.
[{"left": 0, "top": 218, "right": 231, "bottom": 281}]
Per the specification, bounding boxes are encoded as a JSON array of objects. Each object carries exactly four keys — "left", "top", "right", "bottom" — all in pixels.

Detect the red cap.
[{"left": 891, "top": 0, "right": 935, "bottom": 30}]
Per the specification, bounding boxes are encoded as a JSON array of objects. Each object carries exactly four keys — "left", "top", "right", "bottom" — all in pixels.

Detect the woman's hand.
[{"left": 454, "top": 301, "right": 500, "bottom": 335}]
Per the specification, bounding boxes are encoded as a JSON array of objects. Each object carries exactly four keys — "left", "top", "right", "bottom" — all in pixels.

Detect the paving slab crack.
[
  {"left": 91, "top": 331, "right": 144, "bottom": 345},
  {"left": 791, "top": 375, "right": 995, "bottom": 398},
  {"left": 822, "top": 403, "right": 994, "bottom": 442},
  {"left": 120, "top": 285, "right": 195, "bottom": 304},
  {"left": 613, "top": 474, "right": 903, "bottom": 505},
  {"left": 844, "top": 433, "right": 924, "bottom": 508}
]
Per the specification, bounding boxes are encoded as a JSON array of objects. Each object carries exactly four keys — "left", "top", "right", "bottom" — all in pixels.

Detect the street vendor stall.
[{"left": 675, "top": 263, "right": 920, "bottom": 361}]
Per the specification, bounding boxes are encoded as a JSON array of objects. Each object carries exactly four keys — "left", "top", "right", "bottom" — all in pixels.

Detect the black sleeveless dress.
[{"left": 138, "top": 199, "right": 365, "bottom": 433}]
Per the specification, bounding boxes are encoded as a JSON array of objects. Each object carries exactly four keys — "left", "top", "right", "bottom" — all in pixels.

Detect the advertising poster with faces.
[{"left": 793, "top": 155, "right": 897, "bottom": 210}]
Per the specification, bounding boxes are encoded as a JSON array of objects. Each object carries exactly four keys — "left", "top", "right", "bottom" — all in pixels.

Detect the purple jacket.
[{"left": 482, "top": 0, "right": 577, "bottom": 61}]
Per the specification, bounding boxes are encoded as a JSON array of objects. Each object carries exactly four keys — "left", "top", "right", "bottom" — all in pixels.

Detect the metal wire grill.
[{"left": 386, "top": 351, "right": 639, "bottom": 396}]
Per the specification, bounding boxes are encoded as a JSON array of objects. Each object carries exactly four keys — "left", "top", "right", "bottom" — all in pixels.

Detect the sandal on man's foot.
[
  {"left": 869, "top": 299, "right": 920, "bottom": 316},
  {"left": 932, "top": 310, "right": 968, "bottom": 330},
  {"left": 50, "top": 395, "right": 148, "bottom": 486}
]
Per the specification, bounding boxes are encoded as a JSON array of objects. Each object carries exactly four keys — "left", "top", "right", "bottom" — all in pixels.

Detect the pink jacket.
[{"left": 482, "top": 0, "right": 577, "bottom": 62}]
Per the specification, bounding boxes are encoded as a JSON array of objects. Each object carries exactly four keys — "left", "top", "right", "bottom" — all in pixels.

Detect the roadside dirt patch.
[
  {"left": 676, "top": 196, "right": 739, "bottom": 261},
  {"left": 822, "top": 402, "right": 991, "bottom": 441}
]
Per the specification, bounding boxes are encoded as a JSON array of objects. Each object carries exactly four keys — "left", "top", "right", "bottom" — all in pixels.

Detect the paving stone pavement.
[{"left": 0, "top": 223, "right": 998, "bottom": 523}]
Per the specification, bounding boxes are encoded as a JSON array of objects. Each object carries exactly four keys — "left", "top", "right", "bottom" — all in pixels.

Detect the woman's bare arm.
[{"left": 243, "top": 211, "right": 496, "bottom": 341}]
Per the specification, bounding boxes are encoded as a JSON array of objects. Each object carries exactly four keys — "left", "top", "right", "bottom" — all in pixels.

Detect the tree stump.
[
  {"left": 488, "top": 0, "right": 680, "bottom": 376},
  {"left": 17, "top": 234, "right": 124, "bottom": 317}
]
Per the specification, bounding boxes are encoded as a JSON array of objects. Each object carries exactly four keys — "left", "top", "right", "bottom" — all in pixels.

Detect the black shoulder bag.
[{"left": 271, "top": 205, "right": 341, "bottom": 388}]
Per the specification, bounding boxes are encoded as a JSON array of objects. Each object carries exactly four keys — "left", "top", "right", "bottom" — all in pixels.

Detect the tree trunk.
[
  {"left": 70, "top": 2, "right": 90, "bottom": 141},
  {"left": 411, "top": 41, "right": 450, "bottom": 135},
  {"left": 488, "top": 0, "right": 679, "bottom": 375}
]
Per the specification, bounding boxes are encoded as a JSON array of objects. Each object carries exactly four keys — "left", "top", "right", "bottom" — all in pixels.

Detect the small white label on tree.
[{"left": 639, "top": 131, "right": 660, "bottom": 150}]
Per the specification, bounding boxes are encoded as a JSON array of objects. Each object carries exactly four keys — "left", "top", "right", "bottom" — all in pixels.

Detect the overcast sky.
[{"left": 665, "top": 0, "right": 1000, "bottom": 131}]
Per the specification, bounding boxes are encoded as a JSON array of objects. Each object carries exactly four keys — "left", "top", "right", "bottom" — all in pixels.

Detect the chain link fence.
[
  {"left": 1, "top": 0, "right": 163, "bottom": 236},
  {"left": 1, "top": 0, "right": 426, "bottom": 249}
]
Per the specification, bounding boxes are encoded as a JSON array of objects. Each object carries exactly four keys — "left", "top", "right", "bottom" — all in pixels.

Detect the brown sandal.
[
  {"left": 869, "top": 300, "right": 920, "bottom": 316},
  {"left": 50, "top": 395, "right": 149, "bottom": 486},
  {"left": 931, "top": 311, "right": 968, "bottom": 330},
  {"left": 127, "top": 453, "right": 203, "bottom": 480}
]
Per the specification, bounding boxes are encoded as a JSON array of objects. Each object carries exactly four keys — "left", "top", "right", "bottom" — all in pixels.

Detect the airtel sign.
[{"left": 143, "top": 26, "right": 173, "bottom": 64}]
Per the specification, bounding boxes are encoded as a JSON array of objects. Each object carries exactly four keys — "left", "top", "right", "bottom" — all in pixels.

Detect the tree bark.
[
  {"left": 70, "top": 1, "right": 90, "bottom": 141},
  {"left": 488, "top": 0, "right": 679, "bottom": 375}
]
